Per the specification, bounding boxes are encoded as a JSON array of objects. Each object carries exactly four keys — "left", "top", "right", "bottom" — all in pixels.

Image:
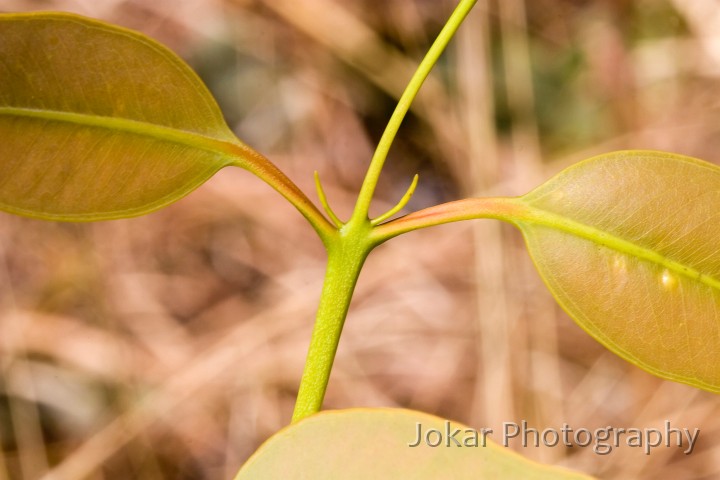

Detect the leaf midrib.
[
  {"left": 0, "top": 106, "right": 240, "bottom": 161},
  {"left": 517, "top": 200, "right": 720, "bottom": 292}
]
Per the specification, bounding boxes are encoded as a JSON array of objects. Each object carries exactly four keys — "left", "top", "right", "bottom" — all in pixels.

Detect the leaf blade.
[
  {"left": 374, "top": 149, "right": 720, "bottom": 392},
  {"left": 0, "top": 12, "right": 236, "bottom": 139},
  {"left": 516, "top": 150, "right": 720, "bottom": 391},
  {"left": 0, "top": 12, "right": 251, "bottom": 220},
  {"left": 235, "top": 408, "right": 593, "bottom": 479}
]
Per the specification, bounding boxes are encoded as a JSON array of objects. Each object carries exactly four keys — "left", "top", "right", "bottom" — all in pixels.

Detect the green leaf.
[
  {"left": 516, "top": 150, "right": 720, "bottom": 392},
  {"left": 375, "top": 149, "right": 720, "bottom": 393},
  {"left": 235, "top": 408, "right": 592, "bottom": 479},
  {"left": 0, "top": 12, "right": 263, "bottom": 221}
]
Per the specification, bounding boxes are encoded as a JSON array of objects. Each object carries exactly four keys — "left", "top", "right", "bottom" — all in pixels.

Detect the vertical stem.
[
  {"left": 292, "top": 240, "right": 369, "bottom": 422},
  {"left": 350, "top": 0, "right": 478, "bottom": 223},
  {"left": 291, "top": 0, "right": 480, "bottom": 424}
]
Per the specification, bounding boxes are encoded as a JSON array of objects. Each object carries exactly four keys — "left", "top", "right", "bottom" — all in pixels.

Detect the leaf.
[
  {"left": 234, "top": 408, "right": 592, "bottom": 479},
  {"left": 0, "top": 12, "right": 264, "bottom": 221},
  {"left": 515, "top": 150, "right": 720, "bottom": 392},
  {"left": 376, "top": 149, "right": 720, "bottom": 392}
]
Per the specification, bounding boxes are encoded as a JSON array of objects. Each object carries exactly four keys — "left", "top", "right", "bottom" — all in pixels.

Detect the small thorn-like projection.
[
  {"left": 371, "top": 174, "right": 419, "bottom": 226},
  {"left": 314, "top": 171, "right": 344, "bottom": 228}
]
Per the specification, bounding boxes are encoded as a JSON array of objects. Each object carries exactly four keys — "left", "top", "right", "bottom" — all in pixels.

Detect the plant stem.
[
  {"left": 371, "top": 197, "right": 525, "bottom": 244},
  {"left": 291, "top": 0, "right": 480, "bottom": 424},
  {"left": 350, "top": 0, "right": 478, "bottom": 224},
  {"left": 226, "top": 143, "right": 337, "bottom": 246},
  {"left": 292, "top": 230, "right": 371, "bottom": 422}
]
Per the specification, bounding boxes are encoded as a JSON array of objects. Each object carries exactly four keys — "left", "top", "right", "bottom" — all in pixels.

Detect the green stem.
[
  {"left": 292, "top": 233, "right": 371, "bottom": 422},
  {"left": 291, "top": 0, "right": 479, "bottom": 423},
  {"left": 350, "top": 0, "right": 478, "bottom": 224}
]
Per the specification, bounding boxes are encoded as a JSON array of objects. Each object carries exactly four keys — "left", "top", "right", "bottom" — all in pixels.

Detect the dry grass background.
[{"left": 1, "top": 0, "right": 720, "bottom": 478}]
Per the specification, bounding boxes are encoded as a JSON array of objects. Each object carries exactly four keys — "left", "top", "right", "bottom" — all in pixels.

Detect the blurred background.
[{"left": 1, "top": 0, "right": 720, "bottom": 478}]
